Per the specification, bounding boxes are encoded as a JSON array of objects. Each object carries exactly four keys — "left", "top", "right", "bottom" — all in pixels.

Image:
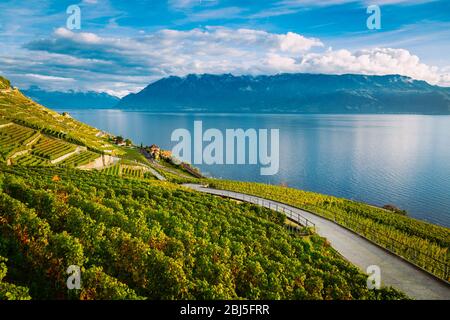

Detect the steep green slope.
[
  {"left": 0, "top": 76, "right": 195, "bottom": 181},
  {"left": 0, "top": 75, "right": 408, "bottom": 300},
  {"left": 0, "top": 86, "right": 121, "bottom": 156},
  {"left": 0, "top": 77, "right": 11, "bottom": 90},
  {"left": 0, "top": 166, "right": 406, "bottom": 300}
]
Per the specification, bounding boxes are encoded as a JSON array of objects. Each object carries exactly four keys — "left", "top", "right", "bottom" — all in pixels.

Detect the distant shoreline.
[{"left": 56, "top": 107, "right": 450, "bottom": 116}]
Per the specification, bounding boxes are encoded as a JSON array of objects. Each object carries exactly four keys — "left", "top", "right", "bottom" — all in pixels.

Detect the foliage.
[
  {"left": 59, "top": 151, "right": 100, "bottom": 168},
  {"left": 0, "top": 256, "right": 31, "bottom": 300},
  {"left": 0, "top": 166, "right": 407, "bottom": 300},
  {"left": 207, "top": 179, "right": 450, "bottom": 281}
]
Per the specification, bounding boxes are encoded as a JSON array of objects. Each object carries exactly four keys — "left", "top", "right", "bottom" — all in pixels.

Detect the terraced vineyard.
[
  {"left": 0, "top": 123, "right": 36, "bottom": 159},
  {"left": 0, "top": 120, "right": 108, "bottom": 170},
  {"left": 102, "top": 164, "right": 121, "bottom": 176},
  {"left": 0, "top": 80, "right": 191, "bottom": 181},
  {"left": 101, "top": 163, "right": 151, "bottom": 180},
  {"left": 122, "top": 166, "right": 144, "bottom": 178},
  {"left": 31, "top": 137, "right": 77, "bottom": 161},
  {"left": 59, "top": 151, "right": 100, "bottom": 168},
  {"left": 0, "top": 118, "right": 11, "bottom": 126},
  {"left": 0, "top": 79, "right": 123, "bottom": 156},
  {"left": 12, "top": 154, "right": 50, "bottom": 167}
]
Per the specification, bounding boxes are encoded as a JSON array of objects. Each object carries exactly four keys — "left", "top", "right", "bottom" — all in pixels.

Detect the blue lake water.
[{"left": 58, "top": 109, "right": 450, "bottom": 228}]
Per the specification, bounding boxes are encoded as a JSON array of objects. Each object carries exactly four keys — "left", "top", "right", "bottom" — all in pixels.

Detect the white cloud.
[
  {"left": 280, "top": 0, "right": 436, "bottom": 7},
  {"left": 5, "top": 26, "right": 449, "bottom": 96},
  {"left": 297, "top": 48, "right": 444, "bottom": 85},
  {"left": 24, "top": 74, "right": 75, "bottom": 82},
  {"left": 169, "top": 0, "right": 218, "bottom": 10},
  {"left": 177, "top": 7, "right": 244, "bottom": 23}
]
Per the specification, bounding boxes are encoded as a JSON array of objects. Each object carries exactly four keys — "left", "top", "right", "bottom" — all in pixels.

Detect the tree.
[{"left": 115, "top": 136, "right": 124, "bottom": 144}]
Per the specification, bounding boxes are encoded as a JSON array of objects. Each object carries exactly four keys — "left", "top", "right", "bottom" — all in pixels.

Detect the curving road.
[{"left": 183, "top": 184, "right": 450, "bottom": 300}]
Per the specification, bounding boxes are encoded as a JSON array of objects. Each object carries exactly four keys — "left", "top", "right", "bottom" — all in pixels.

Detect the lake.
[{"left": 58, "top": 109, "right": 450, "bottom": 228}]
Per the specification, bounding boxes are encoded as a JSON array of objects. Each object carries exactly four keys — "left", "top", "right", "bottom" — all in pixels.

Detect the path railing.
[
  {"left": 214, "top": 190, "right": 316, "bottom": 232},
  {"left": 303, "top": 204, "right": 450, "bottom": 282},
  {"left": 196, "top": 185, "right": 449, "bottom": 282}
]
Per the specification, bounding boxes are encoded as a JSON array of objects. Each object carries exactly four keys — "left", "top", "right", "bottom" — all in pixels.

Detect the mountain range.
[
  {"left": 12, "top": 73, "right": 450, "bottom": 114},
  {"left": 117, "top": 73, "right": 450, "bottom": 114},
  {"left": 22, "top": 86, "right": 119, "bottom": 109}
]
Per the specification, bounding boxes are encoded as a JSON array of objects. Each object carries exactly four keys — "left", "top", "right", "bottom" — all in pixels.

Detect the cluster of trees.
[
  {"left": 0, "top": 166, "right": 407, "bottom": 300},
  {"left": 208, "top": 180, "right": 450, "bottom": 281},
  {"left": 114, "top": 136, "right": 132, "bottom": 146}
]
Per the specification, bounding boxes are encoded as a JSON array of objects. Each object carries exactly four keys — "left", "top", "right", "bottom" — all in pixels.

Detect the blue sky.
[{"left": 0, "top": 0, "right": 449, "bottom": 96}]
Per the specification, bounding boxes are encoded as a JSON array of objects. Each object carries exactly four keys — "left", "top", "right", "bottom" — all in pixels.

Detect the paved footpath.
[{"left": 183, "top": 184, "right": 450, "bottom": 300}]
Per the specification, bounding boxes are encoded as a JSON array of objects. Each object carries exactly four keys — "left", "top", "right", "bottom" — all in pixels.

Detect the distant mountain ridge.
[
  {"left": 23, "top": 86, "right": 119, "bottom": 109},
  {"left": 117, "top": 73, "right": 450, "bottom": 114}
]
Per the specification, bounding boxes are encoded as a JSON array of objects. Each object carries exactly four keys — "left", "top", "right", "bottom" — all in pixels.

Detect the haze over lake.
[{"left": 58, "top": 109, "right": 450, "bottom": 228}]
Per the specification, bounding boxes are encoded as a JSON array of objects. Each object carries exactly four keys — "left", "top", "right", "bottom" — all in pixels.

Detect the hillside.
[
  {"left": 0, "top": 75, "right": 410, "bottom": 300},
  {"left": 0, "top": 77, "right": 11, "bottom": 90},
  {"left": 207, "top": 180, "right": 450, "bottom": 282},
  {"left": 0, "top": 165, "right": 407, "bottom": 300},
  {"left": 118, "top": 73, "right": 450, "bottom": 114},
  {"left": 0, "top": 78, "right": 145, "bottom": 176},
  {"left": 0, "top": 82, "right": 122, "bottom": 154},
  {"left": 23, "top": 86, "right": 119, "bottom": 109}
]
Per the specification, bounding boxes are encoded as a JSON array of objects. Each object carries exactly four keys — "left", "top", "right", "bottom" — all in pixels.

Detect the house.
[
  {"left": 149, "top": 144, "right": 160, "bottom": 159},
  {"left": 160, "top": 150, "right": 172, "bottom": 159},
  {"left": 114, "top": 136, "right": 126, "bottom": 146}
]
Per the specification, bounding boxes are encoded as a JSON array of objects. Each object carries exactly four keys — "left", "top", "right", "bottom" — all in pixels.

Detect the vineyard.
[
  {"left": 1, "top": 256, "right": 31, "bottom": 300},
  {"left": 0, "top": 82, "right": 123, "bottom": 156},
  {"left": 121, "top": 166, "right": 144, "bottom": 178},
  {"left": 0, "top": 76, "right": 10, "bottom": 90},
  {"left": 59, "top": 151, "right": 100, "bottom": 168},
  {"left": 0, "top": 123, "right": 36, "bottom": 159},
  {"left": 0, "top": 75, "right": 442, "bottom": 300},
  {"left": 207, "top": 180, "right": 450, "bottom": 281},
  {"left": 101, "top": 163, "right": 154, "bottom": 180},
  {"left": 0, "top": 165, "right": 407, "bottom": 300},
  {"left": 32, "top": 137, "right": 78, "bottom": 161},
  {"left": 12, "top": 154, "right": 50, "bottom": 167},
  {"left": 0, "top": 123, "right": 106, "bottom": 169},
  {"left": 102, "top": 164, "right": 121, "bottom": 176}
]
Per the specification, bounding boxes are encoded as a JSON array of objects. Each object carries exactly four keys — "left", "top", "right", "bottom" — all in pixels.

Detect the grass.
[{"left": 120, "top": 147, "right": 149, "bottom": 164}]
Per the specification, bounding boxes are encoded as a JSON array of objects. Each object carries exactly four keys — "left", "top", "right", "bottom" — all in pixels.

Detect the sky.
[{"left": 0, "top": 0, "right": 449, "bottom": 97}]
